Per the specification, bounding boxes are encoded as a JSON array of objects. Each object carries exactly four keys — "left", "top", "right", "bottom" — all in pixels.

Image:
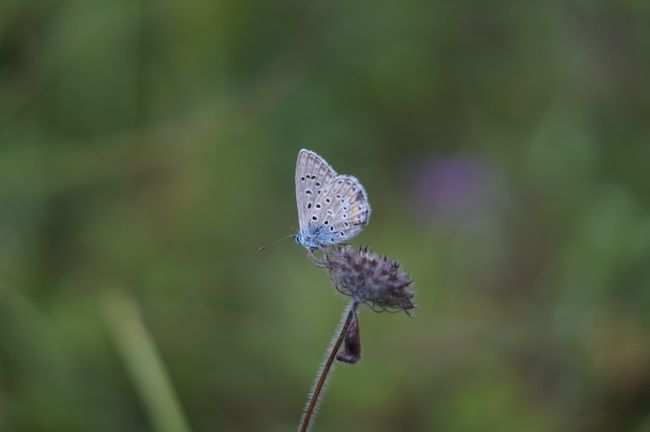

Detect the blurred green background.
[{"left": 1, "top": 1, "right": 650, "bottom": 431}]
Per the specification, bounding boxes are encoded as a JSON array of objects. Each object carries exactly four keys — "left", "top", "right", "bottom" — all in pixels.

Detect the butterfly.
[{"left": 295, "top": 149, "right": 371, "bottom": 251}]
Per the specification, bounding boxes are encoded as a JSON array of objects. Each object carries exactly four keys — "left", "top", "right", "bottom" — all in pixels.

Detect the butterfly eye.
[{"left": 316, "top": 204, "right": 321, "bottom": 209}]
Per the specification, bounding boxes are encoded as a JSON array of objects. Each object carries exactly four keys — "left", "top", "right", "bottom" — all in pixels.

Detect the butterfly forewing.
[{"left": 295, "top": 149, "right": 337, "bottom": 232}]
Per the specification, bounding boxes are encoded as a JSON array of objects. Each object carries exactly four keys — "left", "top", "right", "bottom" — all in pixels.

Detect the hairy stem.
[{"left": 298, "top": 302, "right": 358, "bottom": 432}]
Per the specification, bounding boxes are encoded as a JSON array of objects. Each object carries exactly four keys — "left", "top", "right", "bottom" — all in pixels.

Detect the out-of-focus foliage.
[{"left": 1, "top": 0, "right": 649, "bottom": 431}]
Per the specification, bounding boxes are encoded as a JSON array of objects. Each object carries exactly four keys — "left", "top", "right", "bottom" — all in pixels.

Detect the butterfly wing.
[
  {"left": 295, "top": 149, "right": 337, "bottom": 233},
  {"left": 313, "top": 175, "right": 371, "bottom": 245}
]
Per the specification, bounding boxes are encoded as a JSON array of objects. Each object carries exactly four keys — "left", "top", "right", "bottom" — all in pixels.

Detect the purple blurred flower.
[{"left": 411, "top": 155, "right": 508, "bottom": 226}]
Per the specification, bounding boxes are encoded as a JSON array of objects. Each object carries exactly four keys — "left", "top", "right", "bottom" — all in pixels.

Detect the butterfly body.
[
  {"left": 295, "top": 149, "right": 371, "bottom": 251},
  {"left": 295, "top": 223, "right": 335, "bottom": 250}
]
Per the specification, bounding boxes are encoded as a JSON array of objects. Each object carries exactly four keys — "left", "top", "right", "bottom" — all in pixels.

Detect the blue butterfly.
[{"left": 294, "top": 149, "right": 371, "bottom": 251}]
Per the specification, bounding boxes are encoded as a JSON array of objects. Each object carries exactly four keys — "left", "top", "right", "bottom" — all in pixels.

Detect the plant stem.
[
  {"left": 298, "top": 302, "right": 358, "bottom": 432},
  {"left": 102, "top": 289, "right": 191, "bottom": 432}
]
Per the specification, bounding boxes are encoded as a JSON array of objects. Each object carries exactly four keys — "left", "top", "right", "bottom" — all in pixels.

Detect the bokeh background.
[{"left": 1, "top": 1, "right": 650, "bottom": 431}]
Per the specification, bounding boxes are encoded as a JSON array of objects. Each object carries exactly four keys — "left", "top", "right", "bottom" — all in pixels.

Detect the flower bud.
[{"left": 336, "top": 313, "right": 361, "bottom": 364}]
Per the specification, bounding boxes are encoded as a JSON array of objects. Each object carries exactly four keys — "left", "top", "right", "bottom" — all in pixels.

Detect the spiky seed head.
[{"left": 323, "top": 245, "right": 416, "bottom": 314}]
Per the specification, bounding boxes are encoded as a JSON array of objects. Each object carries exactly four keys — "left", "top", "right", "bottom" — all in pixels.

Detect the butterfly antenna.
[{"left": 258, "top": 233, "right": 295, "bottom": 252}]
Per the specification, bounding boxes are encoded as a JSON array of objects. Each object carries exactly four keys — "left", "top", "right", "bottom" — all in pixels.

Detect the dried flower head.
[{"left": 323, "top": 245, "right": 416, "bottom": 314}]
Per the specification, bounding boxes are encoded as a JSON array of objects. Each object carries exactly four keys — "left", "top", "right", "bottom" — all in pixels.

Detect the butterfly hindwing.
[{"left": 307, "top": 175, "right": 371, "bottom": 245}]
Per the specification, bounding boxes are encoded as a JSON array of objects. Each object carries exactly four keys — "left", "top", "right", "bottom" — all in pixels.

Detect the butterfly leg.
[{"left": 307, "top": 249, "right": 326, "bottom": 268}]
